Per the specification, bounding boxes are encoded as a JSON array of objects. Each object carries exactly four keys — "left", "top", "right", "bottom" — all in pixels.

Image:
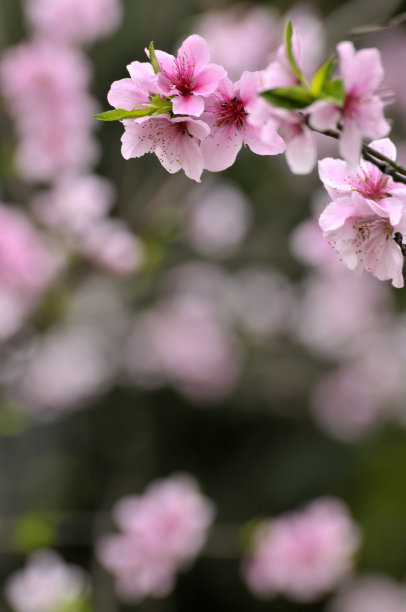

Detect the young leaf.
[
  {"left": 311, "top": 56, "right": 336, "bottom": 96},
  {"left": 322, "top": 79, "right": 345, "bottom": 107},
  {"left": 93, "top": 108, "right": 154, "bottom": 121},
  {"left": 261, "top": 86, "right": 315, "bottom": 110},
  {"left": 149, "top": 41, "right": 161, "bottom": 74},
  {"left": 284, "top": 21, "right": 306, "bottom": 85}
]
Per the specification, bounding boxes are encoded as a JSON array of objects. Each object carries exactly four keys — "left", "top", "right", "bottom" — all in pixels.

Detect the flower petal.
[
  {"left": 172, "top": 94, "right": 204, "bottom": 117},
  {"left": 178, "top": 35, "right": 210, "bottom": 73},
  {"left": 319, "top": 197, "right": 355, "bottom": 232},
  {"left": 285, "top": 128, "right": 316, "bottom": 175},
  {"left": 339, "top": 118, "right": 362, "bottom": 169},
  {"left": 201, "top": 125, "right": 242, "bottom": 172},
  {"left": 194, "top": 64, "right": 227, "bottom": 95}
]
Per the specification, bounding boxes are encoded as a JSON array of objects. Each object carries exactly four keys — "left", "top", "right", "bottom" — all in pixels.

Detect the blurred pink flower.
[
  {"left": 328, "top": 575, "right": 406, "bottom": 612},
  {"left": 125, "top": 296, "right": 241, "bottom": 401},
  {"left": 0, "top": 203, "right": 55, "bottom": 296},
  {"left": 98, "top": 474, "right": 215, "bottom": 602},
  {"left": 81, "top": 219, "right": 144, "bottom": 276},
  {"left": 25, "top": 0, "right": 122, "bottom": 46},
  {"left": 121, "top": 115, "right": 210, "bottom": 182},
  {"left": 5, "top": 550, "right": 89, "bottom": 612},
  {"left": 195, "top": 5, "right": 280, "bottom": 80},
  {"left": 0, "top": 41, "right": 97, "bottom": 180},
  {"left": 185, "top": 181, "right": 251, "bottom": 258},
  {"left": 243, "top": 498, "right": 361, "bottom": 601},
  {"left": 201, "top": 71, "right": 285, "bottom": 172},
  {"left": 155, "top": 34, "right": 226, "bottom": 117},
  {"left": 310, "top": 42, "right": 391, "bottom": 167}
]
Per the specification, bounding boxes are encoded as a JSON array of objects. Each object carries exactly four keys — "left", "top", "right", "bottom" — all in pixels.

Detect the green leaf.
[
  {"left": 93, "top": 108, "right": 154, "bottom": 121},
  {"left": 311, "top": 56, "right": 336, "bottom": 96},
  {"left": 322, "top": 79, "right": 345, "bottom": 106},
  {"left": 284, "top": 21, "right": 306, "bottom": 85},
  {"left": 261, "top": 86, "right": 316, "bottom": 110},
  {"left": 149, "top": 40, "right": 160, "bottom": 74}
]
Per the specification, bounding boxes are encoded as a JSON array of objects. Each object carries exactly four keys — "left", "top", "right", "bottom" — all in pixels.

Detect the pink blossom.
[
  {"left": 121, "top": 115, "right": 210, "bottom": 182},
  {"left": 125, "top": 296, "right": 241, "bottom": 401},
  {"left": 81, "top": 219, "right": 144, "bottom": 276},
  {"left": 195, "top": 5, "right": 280, "bottom": 80},
  {"left": 185, "top": 181, "right": 251, "bottom": 258},
  {"left": 243, "top": 498, "right": 361, "bottom": 601},
  {"left": 97, "top": 474, "right": 215, "bottom": 602},
  {"left": 201, "top": 71, "right": 285, "bottom": 172},
  {"left": 154, "top": 35, "right": 226, "bottom": 117},
  {"left": 0, "top": 203, "right": 55, "bottom": 296},
  {"left": 25, "top": 0, "right": 122, "bottom": 46},
  {"left": 256, "top": 30, "right": 321, "bottom": 174},
  {"left": 5, "top": 550, "right": 89, "bottom": 612},
  {"left": 328, "top": 575, "right": 406, "bottom": 612},
  {"left": 318, "top": 139, "right": 406, "bottom": 287},
  {"left": 310, "top": 42, "right": 391, "bottom": 167}
]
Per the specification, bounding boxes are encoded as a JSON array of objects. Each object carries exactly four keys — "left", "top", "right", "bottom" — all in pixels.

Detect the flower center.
[
  {"left": 355, "top": 164, "right": 392, "bottom": 200},
  {"left": 214, "top": 96, "right": 248, "bottom": 130},
  {"left": 163, "top": 56, "right": 196, "bottom": 96}
]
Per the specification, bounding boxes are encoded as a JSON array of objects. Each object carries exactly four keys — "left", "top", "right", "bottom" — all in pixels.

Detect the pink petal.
[
  {"left": 337, "top": 41, "right": 356, "bottom": 91},
  {"left": 179, "top": 136, "right": 205, "bottom": 182},
  {"left": 319, "top": 198, "right": 355, "bottom": 232},
  {"left": 182, "top": 118, "right": 210, "bottom": 141},
  {"left": 178, "top": 35, "right": 210, "bottom": 73},
  {"left": 235, "top": 70, "right": 262, "bottom": 106},
  {"left": 318, "top": 157, "right": 353, "bottom": 199},
  {"left": 351, "top": 48, "right": 384, "bottom": 96},
  {"left": 339, "top": 118, "right": 362, "bottom": 169},
  {"left": 244, "top": 122, "right": 285, "bottom": 156},
  {"left": 374, "top": 197, "right": 404, "bottom": 226},
  {"left": 127, "top": 61, "right": 157, "bottom": 89},
  {"left": 108, "top": 78, "right": 147, "bottom": 110},
  {"left": 194, "top": 64, "right": 227, "bottom": 95},
  {"left": 370, "top": 239, "right": 404, "bottom": 287},
  {"left": 121, "top": 118, "right": 162, "bottom": 160},
  {"left": 172, "top": 94, "right": 204, "bottom": 117},
  {"left": 157, "top": 73, "right": 173, "bottom": 96},
  {"left": 151, "top": 49, "right": 175, "bottom": 74},
  {"left": 356, "top": 99, "right": 391, "bottom": 140},
  {"left": 201, "top": 125, "right": 242, "bottom": 171},
  {"left": 309, "top": 100, "right": 340, "bottom": 131},
  {"left": 368, "top": 138, "right": 397, "bottom": 161},
  {"left": 285, "top": 128, "right": 316, "bottom": 175}
]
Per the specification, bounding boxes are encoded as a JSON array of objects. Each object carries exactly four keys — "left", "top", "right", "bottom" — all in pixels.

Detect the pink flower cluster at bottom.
[
  {"left": 97, "top": 474, "right": 215, "bottom": 601},
  {"left": 243, "top": 498, "right": 361, "bottom": 602}
]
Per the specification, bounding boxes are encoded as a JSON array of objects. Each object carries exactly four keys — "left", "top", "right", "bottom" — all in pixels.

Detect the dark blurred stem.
[{"left": 306, "top": 121, "right": 406, "bottom": 185}]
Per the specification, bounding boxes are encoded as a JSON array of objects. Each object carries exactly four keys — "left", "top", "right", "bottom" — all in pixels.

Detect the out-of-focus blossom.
[
  {"left": 0, "top": 41, "right": 98, "bottom": 181},
  {"left": 125, "top": 296, "right": 241, "bottom": 401},
  {"left": 155, "top": 34, "right": 226, "bottom": 117},
  {"left": 25, "top": 0, "right": 122, "bottom": 46},
  {"left": 327, "top": 575, "right": 406, "bottom": 612},
  {"left": 230, "top": 267, "right": 295, "bottom": 338},
  {"left": 243, "top": 498, "right": 361, "bottom": 601},
  {"left": 185, "top": 181, "right": 251, "bottom": 258},
  {"left": 81, "top": 219, "right": 144, "bottom": 276},
  {"left": 310, "top": 42, "right": 391, "bottom": 167},
  {"left": 201, "top": 71, "right": 285, "bottom": 172},
  {"left": 0, "top": 203, "right": 55, "bottom": 296},
  {"left": 319, "top": 139, "right": 406, "bottom": 287},
  {"left": 9, "top": 324, "right": 119, "bottom": 417},
  {"left": 31, "top": 175, "right": 115, "bottom": 235},
  {"left": 195, "top": 5, "right": 280, "bottom": 80},
  {"left": 121, "top": 115, "right": 210, "bottom": 182},
  {"left": 5, "top": 550, "right": 89, "bottom": 612},
  {"left": 98, "top": 474, "right": 215, "bottom": 601}
]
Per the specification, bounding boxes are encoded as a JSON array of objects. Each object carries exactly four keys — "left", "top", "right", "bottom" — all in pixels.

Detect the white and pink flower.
[
  {"left": 310, "top": 42, "right": 391, "bottom": 167},
  {"left": 318, "top": 139, "right": 406, "bottom": 287}
]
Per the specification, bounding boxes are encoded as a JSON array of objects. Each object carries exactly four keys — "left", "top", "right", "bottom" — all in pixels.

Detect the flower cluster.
[
  {"left": 97, "top": 474, "right": 215, "bottom": 601},
  {"left": 100, "top": 34, "right": 285, "bottom": 181},
  {"left": 243, "top": 498, "right": 361, "bottom": 602},
  {"left": 318, "top": 138, "right": 406, "bottom": 287}
]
